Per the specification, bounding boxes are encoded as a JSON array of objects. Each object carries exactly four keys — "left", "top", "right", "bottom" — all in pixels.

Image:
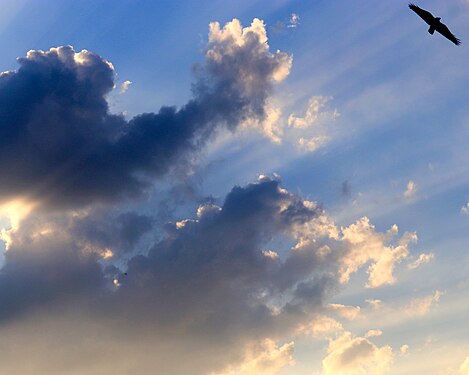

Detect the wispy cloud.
[
  {"left": 408, "top": 253, "right": 434, "bottom": 270},
  {"left": 404, "top": 180, "right": 418, "bottom": 200}
]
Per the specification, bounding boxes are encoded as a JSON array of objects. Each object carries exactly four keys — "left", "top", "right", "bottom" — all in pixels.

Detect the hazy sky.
[{"left": 0, "top": 1, "right": 469, "bottom": 374}]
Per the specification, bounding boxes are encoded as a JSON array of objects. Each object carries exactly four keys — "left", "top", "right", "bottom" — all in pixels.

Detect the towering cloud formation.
[{"left": 0, "top": 18, "right": 291, "bottom": 208}]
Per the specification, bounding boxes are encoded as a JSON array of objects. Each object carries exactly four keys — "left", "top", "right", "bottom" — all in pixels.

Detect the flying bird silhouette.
[{"left": 409, "top": 3, "right": 461, "bottom": 45}]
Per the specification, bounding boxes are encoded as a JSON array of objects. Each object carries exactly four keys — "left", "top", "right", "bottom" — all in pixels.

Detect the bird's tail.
[{"left": 428, "top": 26, "right": 435, "bottom": 35}]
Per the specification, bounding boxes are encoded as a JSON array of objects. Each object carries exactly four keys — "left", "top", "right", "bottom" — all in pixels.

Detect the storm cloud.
[{"left": 0, "top": 18, "right": 291, "bottom": 208}]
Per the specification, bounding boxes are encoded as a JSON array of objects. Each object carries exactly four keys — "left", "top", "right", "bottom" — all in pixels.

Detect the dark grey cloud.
[
  {"left": 72, "top": 210, "right": 154, "bottom": 256},
  {"left": 117, "top": 178, "right": 330, "bottom": 329},
  {"left": 0, "top": 19, "right": 290, "bottom": 208},
  {"left": 0, "top": 226, "right": 104, "bottom": 322},
  {"left": 0, "top": 177, "right": 337, "bottom": 374}
]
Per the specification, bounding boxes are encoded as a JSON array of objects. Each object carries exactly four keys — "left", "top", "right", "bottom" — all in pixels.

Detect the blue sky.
[{"left": 0, "top": 1, "right": 469, "bottom": 374}]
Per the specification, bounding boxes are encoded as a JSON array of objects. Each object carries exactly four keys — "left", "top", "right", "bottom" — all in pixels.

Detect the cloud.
[
  {"left": 297, "top": 135, "right": 330, "bottom": 152},
  {"left": 287, "top": 96, "right": 339, "bottom": 153},
  {"left": 339, "top": 218, "right": 415, "bottom": 288},
  {"left": 211, "top": 339, "right": 295, "bottom": 375},
  {"left": 0, "top": 219, "right": 105, "bottom": 322},
  {"left": 203, "top": 18, "right": 292, "bottom": 144},
  {"left": 404, "top": 290, "right": 443, "bottom": 317},
  {"left": 365, "top": 329, "right": 383, "bottom": 338},
  {"left": 366, "top": 299, "right": 383, "bottom": 309},
  {"left": 0, "top": 177, "right": 339, "bottom": 374},
  {"left": 71, "top": 210, "right": 154, "bottom": 257},
  {"left": 461, "top": 202, "right": 469, "bottom": 215},
  {"left": 119, "top": 80, "right": 132, "bottom": 94},
  {"left": 296, "top": 315, "right": 344, "bottom": 338},
  {"left": 408, "top": 252, "right": 434, "bottom": 270},
  {"left": 270, "top": 13, "right": 300, "bottom": 34},
  {"left": 327, "top": 303, "right": 361, "bottom": 320},
  {"left": 322, "top": 331, "right": 393, "bottom": 375},
  {"left": 399, "top": 344, "right": 409, "bottom": 356},
  {"left": 0, "top": 173, "right": 422, "bottom": 374},
  {"left": 404, "top": 180, "right": 417, "bottom": 200},
  {"left": 288, "top": 96, "right": 339, "bottom": 129},
  {"left": 288, "top": 13, "right": 300, "bottom": 29},
  {"left": 0, "top": 18, "right": 290, "bottom": 208}
]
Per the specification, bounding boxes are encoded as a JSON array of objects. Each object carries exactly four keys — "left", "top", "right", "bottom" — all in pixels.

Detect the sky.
[{"left": 0, "top": 0, "right": 469, "bottom": 374}]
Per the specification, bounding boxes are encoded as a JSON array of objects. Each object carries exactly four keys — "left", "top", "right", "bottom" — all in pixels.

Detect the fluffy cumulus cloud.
[
  {"left": 339, "top": 219, "right": 416, "bottom": 288},
  {"left": 0, "top": 18, "right": 290, "bottom": 208},
  {"left": 322, "top": 332, "right": 393, "bottom": 375},
  {"left": 0, "top": 174, "right": 420, "bottom": 374},
  {"left": 203, "top": 18, "right": 291, "bottom": 143}
]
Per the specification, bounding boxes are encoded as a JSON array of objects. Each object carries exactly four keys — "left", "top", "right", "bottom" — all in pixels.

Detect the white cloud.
[
  {"left": 365, "top": 329, "right": 383, "bottom": 338},
  {"left": 339, "top": 217, "right": 415, "bottom": 288},
  {"left": 207, "top": 18, "right": 292, "bottom": 143},
  {"left": 207, "top": 18, "right": 292, "bottom": 82},
  {"left": 119, "top": 80, "right": 132, "bottom": 94},
  {"left": 461, "top": 202, "right": 469, "bottom": 215},
  {"left": 287, "top": 13, "right": 300, "bottom": 29},
  {"left": 211, "top": 339, "right": 295, "bottom": 375},
  {"left": 285, "top": 96, "right": 339, "bottom": 153},
  {"left": 366, "top": 299, "right": 383, "bottom": 309},
  {"left": 242, "top": 100, "right": 283, "bottom": 143},
  {"left": 399, "top": 344, "right": 409, "bottom": 356},
  {"left": 408, "top": 253, "right": 434, "bottom": 269},
  {"left": 404, "top": 180, "right": 417, "bottom": 200},
  {"left": 328, "top": 303, "right": 361, "bottom": 320},
  {"left": 296, "top": 315, "right": 344, "bottom": 338},
  {"left": 404, "top": 290, "right": 443, "bottom": 317},
  {"left": 288, "top": 96, "right": 339, "bottom": 129},
  {"left": 322, "top": 332, "right": 393, "bottom": 375},
  {"left": 297, "top": 135, "right": 330, "bottom": 152}
]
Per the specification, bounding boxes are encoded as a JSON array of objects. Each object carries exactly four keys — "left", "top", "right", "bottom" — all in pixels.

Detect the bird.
[{"left": 409, "top": 3, "right": 461, "bottom": 45}]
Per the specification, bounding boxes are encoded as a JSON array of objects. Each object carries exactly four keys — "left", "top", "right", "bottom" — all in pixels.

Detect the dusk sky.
[{"left": 1, "top": 1, "right": 469, "bottom": 374}]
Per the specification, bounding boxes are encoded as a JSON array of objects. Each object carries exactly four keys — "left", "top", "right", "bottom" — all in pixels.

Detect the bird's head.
[{"left": 435, "top": 17, "right": 441, "bottom": 21}]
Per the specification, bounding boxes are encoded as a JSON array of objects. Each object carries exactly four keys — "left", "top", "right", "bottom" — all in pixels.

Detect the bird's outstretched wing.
[
  {"left": 409, "top": 3, "right": 434, "bottom": 25},
  {"left": 436, "top": 23, "right": 461, "bottom": 45}
]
